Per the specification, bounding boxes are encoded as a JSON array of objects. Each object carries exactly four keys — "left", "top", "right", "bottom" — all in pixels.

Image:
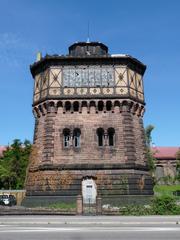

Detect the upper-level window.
[
  {"left": 73, "top": 101, "right": 79, "bottom": 112},
  {"left": 65, "top": 101, "right": 71, "bottom": 111},
  {"left": 73, "top": 128, "right": 81, "bottom": 147},
  {"left": 98, "top": 101, "right": 104, "bottom": 111},
  {"left": 97, "top": 128, "right": 104, "bottom": 147},
  {"left": 108, "top": 128, "right": 115, "bottom": 146},
  {"left": 106, "top": 101, "right": 112, "bottom": 111},
  {"left": 63, "top": 128, "right": 71, "bottom": 147}
]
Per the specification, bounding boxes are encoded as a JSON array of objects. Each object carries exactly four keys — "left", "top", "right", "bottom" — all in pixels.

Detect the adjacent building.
[{"left": 153, "top": 147, "right": 180, "bottom": 180}]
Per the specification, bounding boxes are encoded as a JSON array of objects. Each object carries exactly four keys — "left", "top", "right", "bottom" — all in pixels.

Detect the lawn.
[
  {"left": 47, "top": 202, "right": 76, "bottom": 210},
  {"left": 154, "top": 185, "right": 180, "bottom": 197}
]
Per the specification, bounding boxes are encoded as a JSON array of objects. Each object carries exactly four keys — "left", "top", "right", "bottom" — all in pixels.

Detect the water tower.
[{"left": 25, "top": 42, "right": 153, "bottom": 206}]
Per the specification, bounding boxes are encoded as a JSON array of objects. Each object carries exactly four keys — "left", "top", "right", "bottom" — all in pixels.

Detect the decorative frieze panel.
[
  {"left": 33, "top": 66, "right": 144, "bottom": 103},
  {"left": 64, "top": 88, "right": 75, "bottom": 95},
  {"left": 76, "top": 88, "right": 88, "bottom": 95},
  {"left": 41, "top": 89, "right": 48, "bottom": 98},
  {"left": 89, "top": 88, "right": 101, "bottom": 95},
  {"left": 102, "top": 88, "right": 113, "bottom": 94},
  {"left": 116, "top": 87, "right": 128, "bottom": 95},
  {"left": 49, "top": 88, "right": 61, "bottom": 96},
  {"left": 49, "top": 67, "right": 62, "bottom": 88},
  {"left": 130, "top": 88, "right": 136, "bottom": 98},
  {"left": 136, "top": 73, "right": 143, "bottom": 93},
  {"left": 136, "top": 73, "right": 144, "bottom": 101},
  {"left": 128, "top": 69, "right": 136, "bottom": 90},
  {"left": 137, "top": 92, "right": 144, "bottom": 101},
  {"left": 34, "top": 73, "right": 41, "bottom": 101},
  {"left": 128, "top": 69, "right": 144, "bottom": 99},
  {"left": 114, "top": 66, "right": 128, "bottom": 87},
  {"left": 41, "top": 69, "right": 49, "bottom": 91},
  {"left": 34, "top": 73, "right": 41, "bottom": 94},
  {"left": 34, "top": 92, "right": 40, "bottom": 102}
]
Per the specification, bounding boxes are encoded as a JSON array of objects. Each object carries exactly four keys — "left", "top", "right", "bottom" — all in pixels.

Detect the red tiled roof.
[
  {"left": 151, "top": 147, "right": 180, "bottom": 159},
  {"left": 0, "top": 146, "right": 7, "bottom": 157}
]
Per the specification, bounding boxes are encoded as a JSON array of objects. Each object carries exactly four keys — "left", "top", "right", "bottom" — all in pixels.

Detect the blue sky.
[{"left": 0, "top": 0, "right": 179, "bottom": 146}]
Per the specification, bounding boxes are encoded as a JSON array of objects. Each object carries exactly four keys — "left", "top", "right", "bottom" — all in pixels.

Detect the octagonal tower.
[{"left": 25, "top": 42, "right": 153, "bottom": 205}]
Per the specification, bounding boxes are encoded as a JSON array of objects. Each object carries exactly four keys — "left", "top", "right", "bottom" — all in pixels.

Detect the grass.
[
  {"left": 154, "top": 184, "right": 180, "bottom": 197},
  {"left": 47, "top": 202, "right": 76, "bottom": 210}
]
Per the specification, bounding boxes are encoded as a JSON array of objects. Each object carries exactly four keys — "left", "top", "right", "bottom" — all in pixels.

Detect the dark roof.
[
  {"left": 30, "top": 41, "right": 146, "bottom": 77},
  {"left": 69, "top": 41, "right": 108, "bottom": 51}
]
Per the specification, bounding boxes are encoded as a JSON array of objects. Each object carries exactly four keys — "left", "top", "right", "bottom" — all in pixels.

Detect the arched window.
[
  {"left": 98, "top": 101, "right": 104, "bottom": 111},
  {"left": 73, "top": 101, "right": 79, "bottom": 112},
  {"left": 63, "top": 128, "right": 71, "bottom": 147},
  {"left": 97, "top": 128, "right": 104, "bottom": 147},
  {"left": 106, "top": 101, "right": 112, "bottom": 111},
  {"left": 107, "top": 128, "right": 115, "bottom": 146},
  {"left": 65, "top": 101, "right": 71, "bottom": 111},
  {"left": 73, "top": 128, "right": 81, "bottom": 147},
  {"left": 57, "top": 101, "right": 63, "bottom": 109},
  {"left": 114, "top": 101, "right": 120, "bottom": 112},
  {"left": 48, "top": 101, "right": 55, "bottom": 113}
]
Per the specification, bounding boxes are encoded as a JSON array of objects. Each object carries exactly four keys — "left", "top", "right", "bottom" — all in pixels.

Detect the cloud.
[
  {"left": 0, "top": 33, "right": 21, "bottom": 46},
  {"left": 0, "top": 32, "right": 38, "bottom": 67}
]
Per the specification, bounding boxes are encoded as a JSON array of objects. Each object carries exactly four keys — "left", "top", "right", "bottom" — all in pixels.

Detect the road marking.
[
  {"left": 0, "top": 227, "right": 180, "bottom": 233},
  {"left": 0, "top": 221, "right": 179, "bottom": 225}
]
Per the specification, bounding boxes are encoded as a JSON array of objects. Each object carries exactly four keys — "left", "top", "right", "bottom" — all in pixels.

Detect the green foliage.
[
  {"left": 176, "top": 149, "right": 180, "bottom": 180},
  {"left": 120, "top": 205, "right": 153, "bottom": 216},
  {"left": 0, "top": 139, "right": 31, "bottom": 189},
  {"left": 157, "top": 176, "right": 178, "bottom": 185},
  {"left": 120, "top": 195, "right": 180, "bottom": 215},
  {"left": 152, "top": 195, "right": 180, "bottom": 215},
  {"left": 120, "top": 185, "right": 180, "bottom": 215},
  {"left": 154, "top": 184, "right": 180, "bottom": 197},
  {"left": 145, "top": 125, "right": 154, "bottom": 148},
  {"left": 146, "top": 148, "right": 156, "bottom": 173},
  {"left": 47, "top": 202, "right": 76, "bottom": 210},
  {"left": 144, "top": 125, "right": 156, "bottom": 174}
]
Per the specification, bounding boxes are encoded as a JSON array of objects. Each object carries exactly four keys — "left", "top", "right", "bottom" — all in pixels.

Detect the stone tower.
[{"left": 25, "top": 42, "right": 153, "bottom": 205}]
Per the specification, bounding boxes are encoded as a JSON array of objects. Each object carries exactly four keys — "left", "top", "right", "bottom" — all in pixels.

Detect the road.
[{"left": 0, "top": 215, "right": 180, "bottom": 240}]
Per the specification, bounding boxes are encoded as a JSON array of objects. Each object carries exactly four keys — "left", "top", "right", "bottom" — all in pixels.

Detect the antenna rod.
[{"left": 87, "top": 21, "right": 90, "bottom": 43}]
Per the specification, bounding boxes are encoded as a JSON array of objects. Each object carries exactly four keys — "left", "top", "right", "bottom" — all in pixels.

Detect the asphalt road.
[{"left": 0, "top": 215, "right": 180, "bottom": 240}]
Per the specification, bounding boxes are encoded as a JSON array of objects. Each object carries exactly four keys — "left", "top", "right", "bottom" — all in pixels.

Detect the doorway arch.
[{"left": 82, "top": 177, "right": 97, "bottom": 204}]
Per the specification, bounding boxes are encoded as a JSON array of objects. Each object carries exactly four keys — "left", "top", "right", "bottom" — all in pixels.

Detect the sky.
[{"left": 0, "top": 0, "right": 179, "bottom": 147}]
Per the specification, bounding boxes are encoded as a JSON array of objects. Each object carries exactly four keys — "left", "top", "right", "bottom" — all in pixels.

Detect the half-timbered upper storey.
[{"left": 30, "top": 42, "right": 146, "bottom": 104}]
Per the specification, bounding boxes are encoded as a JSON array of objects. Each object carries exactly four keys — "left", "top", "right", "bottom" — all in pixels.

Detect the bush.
[
  {"left": 157, "top": 176, "right": 177, "bottom": 185},
  {"left": 119, "top": 196, "right": 180, "bottom": 215},
  {"left": 47, "top": 202, "right": 76, "bottom": 210},
  {"left": 152, "top": 195, "right": 180, "bottom": 215},
  {"left": 120, "top": 205, "right": 153, "bottom": 216}
]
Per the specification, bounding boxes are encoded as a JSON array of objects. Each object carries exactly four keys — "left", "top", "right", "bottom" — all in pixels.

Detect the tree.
[
  {"left": 0, "top": 139, "right": 31, "bottom": 189},
  {"left": 176, "top": 149, "right": 180, "bottom": 180},
  {"left": 145, "top": 125, "right": 156, "bottom": 175},
  {"left": 145, "top": 125, "right": 154, "bottom": 148}
]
